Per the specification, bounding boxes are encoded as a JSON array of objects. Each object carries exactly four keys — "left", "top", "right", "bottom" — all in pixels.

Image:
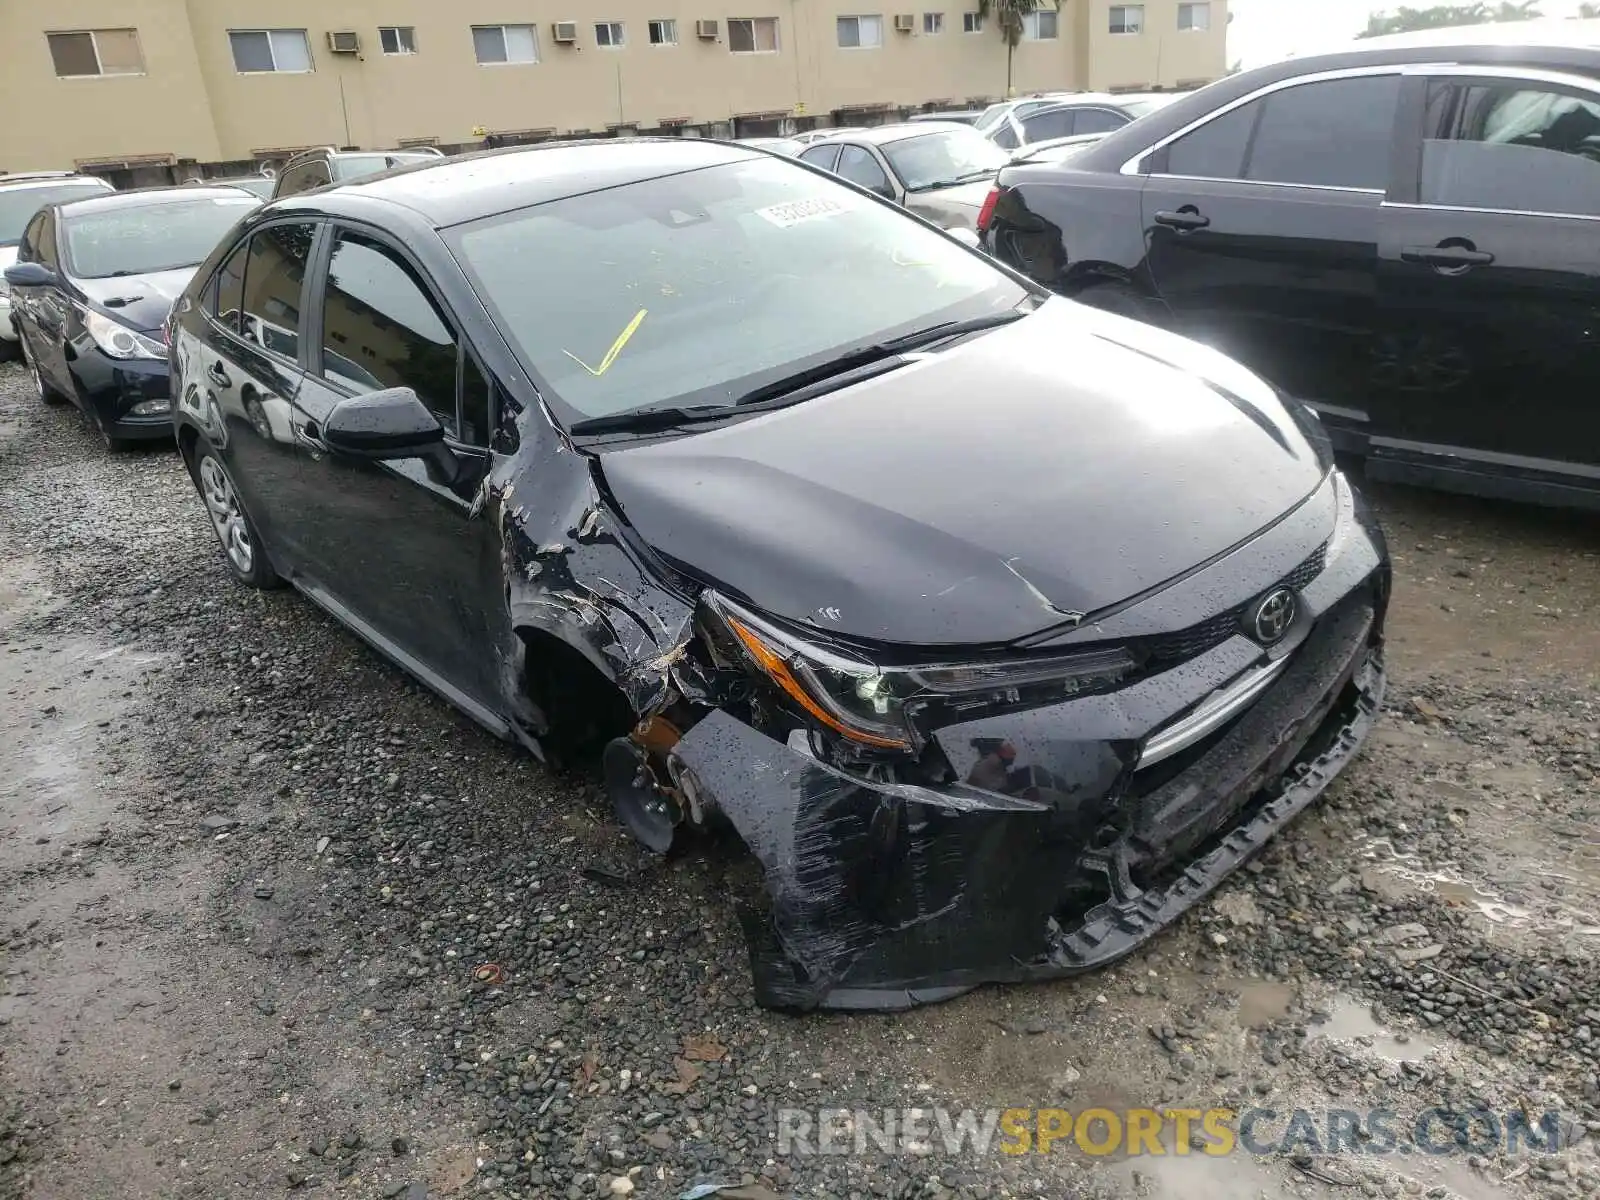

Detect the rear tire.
[
  {"left": 1073, "top": 280, "right": 1168, "bottom": 327},
  {"left": 190, "top": 438, "right": 281, "bottom": 589}
]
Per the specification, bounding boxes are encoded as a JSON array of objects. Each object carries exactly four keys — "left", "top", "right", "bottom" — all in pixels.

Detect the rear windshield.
[
  {"left": 449, "top": 154, "right": 1022, "bottom": 426},
  {"left": 0, "top": 180, "right": 110, "bottom": 247},
  {"left": 62, "top": 195, "right": 260, "bottom": 278},
  {"left": 331, "top": 152, "right": 439, "bottom": 182}
]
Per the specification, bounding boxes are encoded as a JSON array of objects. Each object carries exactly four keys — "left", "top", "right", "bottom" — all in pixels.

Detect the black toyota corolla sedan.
[
  {"left": 168, "top": 141, "right": 1389, "bottom": 1012},
  {"left": 5, "top": 186, "right": 261, "bottom": 449}
]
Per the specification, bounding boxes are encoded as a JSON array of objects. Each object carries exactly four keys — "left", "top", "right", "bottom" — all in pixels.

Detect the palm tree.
[
  {"left": 977, "top": 0, "right": 1045, "bottom": 98},
  {"left": 1579, "top": 2, "right": 1600, "bottom": 17},
  {"left": 1489, "top": 0, "right": 1542, "bottom": 18}
]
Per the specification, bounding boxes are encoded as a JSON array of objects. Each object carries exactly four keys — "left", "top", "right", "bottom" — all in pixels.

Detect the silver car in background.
[{"left": 796, "top": 122, "right": 1009, "bottom": 232}]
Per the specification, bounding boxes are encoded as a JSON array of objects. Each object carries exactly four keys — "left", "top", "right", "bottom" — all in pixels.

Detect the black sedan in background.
[
  {"left": 982, "top": 21, "right": 1600, "bottom": 510},
  {"left": 5, "top": 186, "right": 260, "bottom": 449},
  {"left": 169, "top": 140, "right": 1388, "bottom": 1011}
]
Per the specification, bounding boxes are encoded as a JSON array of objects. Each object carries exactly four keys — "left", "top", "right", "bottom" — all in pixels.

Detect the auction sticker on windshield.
[{"left": 756, "top": 195, "right": 859, "bottom": 229}]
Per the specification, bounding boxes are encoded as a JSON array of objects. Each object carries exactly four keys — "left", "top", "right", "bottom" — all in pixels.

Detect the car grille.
[{"left": 1143, "top": 540, "right": 1328, "bottom": 666}]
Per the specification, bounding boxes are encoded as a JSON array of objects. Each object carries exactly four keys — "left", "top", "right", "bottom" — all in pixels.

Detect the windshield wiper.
[
  {"left": 568, "top": 404, "right": 733, "bottom": 436},
  {"left": 570, "top": 309, "right": 1030, "bottom": 436}
]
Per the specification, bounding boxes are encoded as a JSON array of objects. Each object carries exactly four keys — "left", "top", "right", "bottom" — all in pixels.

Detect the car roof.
[
  {"left": 813, "top": 122, "right": 971, "bottom": 145},
  {"left": 55, "top": 185, "right": 256, "bottom": 217},
  {"left": 272, "top": 138, "right": 767, "bottom": 228},
  {"left": 0, "top": 173, "right": 110, "bottom": 192}
]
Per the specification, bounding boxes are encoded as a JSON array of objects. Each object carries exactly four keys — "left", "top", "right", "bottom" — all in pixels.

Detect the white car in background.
[{"left": 0, "top": 172, "right": 115, "bottom": 358}]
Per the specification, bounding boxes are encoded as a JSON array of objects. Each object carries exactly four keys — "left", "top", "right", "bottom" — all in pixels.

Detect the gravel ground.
[{"left": 1, "top": 361, "right": 1597, "bottom": 1200}]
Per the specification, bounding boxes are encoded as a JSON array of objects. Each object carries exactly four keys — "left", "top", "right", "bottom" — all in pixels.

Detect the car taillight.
[{"left": 976, "top": 185, "right": 1002, "bottom": 236}]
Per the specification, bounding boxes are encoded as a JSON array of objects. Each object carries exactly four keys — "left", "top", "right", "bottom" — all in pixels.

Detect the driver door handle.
[
  {"left": 1154, "top": 208, "right": 1211, "bottom": 232},
  {"left": 296, "top": 420, "right": 328, "bottom": 452},
  {"left": 1401, "top": 244, "right": 1494, "bottom": 269},
  {"left": 207, "top": 361, "right": 232, "bottom": 388}
]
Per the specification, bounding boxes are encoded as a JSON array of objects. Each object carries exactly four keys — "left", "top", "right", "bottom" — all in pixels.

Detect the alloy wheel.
[{"left": 198, "top": 455, "right": 254, "bottom": 575}]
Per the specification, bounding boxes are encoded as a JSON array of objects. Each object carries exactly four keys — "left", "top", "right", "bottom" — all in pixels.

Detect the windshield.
[
  {"left": 1121, "top": 94, "right": 1186, "bottom": 118},
  {"left": 449, "top": 155, "right": 1024, "bottom": 426},
  {"left": 331, "top": 152, "right": 440, "bottom": 182},
  {"left": 882, "top": 128, "right": 1010, "bottom": 190},
  {"left": 62, "top": 195, "right": 260, "bottom": 279},
  {"left": 0, "top": 181, "right": 110, "bottom": 247},
  {"left": 973, "top": 103, "right": 1009, "bottom": 132}
]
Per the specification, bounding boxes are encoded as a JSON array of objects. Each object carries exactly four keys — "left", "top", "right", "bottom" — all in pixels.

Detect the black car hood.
[
  {"left": 599, "top": 299, "right": 1326, "bottom": 647},
  {"left": 75, "top": 268, "right": 198, "bottom": 333}
]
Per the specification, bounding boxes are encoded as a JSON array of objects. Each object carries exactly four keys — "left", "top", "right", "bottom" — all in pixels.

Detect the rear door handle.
[
  {"left": 1401, "top": 244, "right": 1494, "bottom": 269},
  {"left": 296, "top": 421, "right": 329, "bottom": 452},
  {"left": 1154, "top": 208, "right": 1211, "bottom": 232}
]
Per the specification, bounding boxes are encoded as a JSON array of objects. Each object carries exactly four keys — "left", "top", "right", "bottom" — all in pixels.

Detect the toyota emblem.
[{"left": 1251, "top": 588, "right": 1297, "bottom": 645}]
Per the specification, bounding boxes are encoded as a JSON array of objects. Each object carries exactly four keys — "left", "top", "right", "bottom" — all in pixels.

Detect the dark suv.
[
  {"left": 270, "top": 145, "right": 446, "bottom": 199},
  {"left": 982, "top": 20, "right": 1600, "bottom": 510}
]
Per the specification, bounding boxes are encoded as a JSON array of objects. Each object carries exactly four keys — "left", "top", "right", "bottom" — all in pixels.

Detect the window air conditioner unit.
[
  {"left": 894, "top": 14, "right": 916, "bottom": 31},
  {"left": 554, "top": 21, "right": 579, "bottom": 43},
  {"left": 696, "top": 19, "right": 720, "bottom": 39},
  {"left": 327, "top": 30, "right": 361, "bottom": 54}
]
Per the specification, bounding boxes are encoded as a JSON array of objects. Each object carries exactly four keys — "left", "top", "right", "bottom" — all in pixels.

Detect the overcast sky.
[{"left": 1227, "top": 0, "right": 1592, "bottom": 68}]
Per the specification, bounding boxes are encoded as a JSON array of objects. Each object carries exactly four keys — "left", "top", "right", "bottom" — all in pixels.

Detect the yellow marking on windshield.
[
  {"left": 890, "top": 248, "right": 933, "bottom": 268},
  {"left": 563, "top": 308, "right": 649, "bottom": 377}
]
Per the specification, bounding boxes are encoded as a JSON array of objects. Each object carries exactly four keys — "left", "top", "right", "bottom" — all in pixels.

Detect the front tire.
[{"left": 191, "top": 439, "right": 281, "bottom": 589}]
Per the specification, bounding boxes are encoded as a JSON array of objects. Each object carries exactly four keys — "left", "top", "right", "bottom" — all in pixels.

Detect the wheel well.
[
  {"left": 1062, "top": 262, "right": 1137, "bottom": 295},
  {"left": 515, "top": 628, "right": 637, "bottom": 767},
  {"left": 176, "top": 424, "right": 201, "bottom": 470}
]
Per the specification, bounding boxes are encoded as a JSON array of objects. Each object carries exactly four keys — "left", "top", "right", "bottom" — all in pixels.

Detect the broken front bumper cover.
[{"left": 674, "top": 587, "right": 1386, "bottom": 1013}]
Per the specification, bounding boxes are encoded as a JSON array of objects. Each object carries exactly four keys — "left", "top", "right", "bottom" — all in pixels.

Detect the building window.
[
  {"left": 1177, "top": 2, "right": 1210, "bottom": 31},
  {"left": 1109, "top": 5, "right": 1145, "bottom": 34},
  {"left": 728, "top": 17, "right": 779, "bottom": 53},
  {"left": 228, "top": 29, "right": 313, "bottom": 73},
  {"left": 1022, "top": 9, "right": 1059, "bottom": 39},
  {"left": 595, "top": 21, "right": 626, "bottom": 47},
  {"left": 962, "top": 11, "right": 984, "bottom": 33},
  {"left": 923, "top": 12, "right": 944, "bottom": 33},
  {"left": 378, "top": 26, "right": 416, "bottom": 54},
  {"left": 47, "top": 29, "right": 146, "bottom": 77},
  {"left": 472, "top": 24, "right": 540, "bottom": 64},
  {"left": 837, "top": 15, "right": 884, "bottom": 48},
  {"left": 648, "top": 19, "right": 678, "bottom": 44}
]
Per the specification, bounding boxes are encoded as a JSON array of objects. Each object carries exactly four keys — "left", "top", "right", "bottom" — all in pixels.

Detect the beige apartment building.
[{"left": 0, "top": 0, "right": 1227, "bottom": 180}]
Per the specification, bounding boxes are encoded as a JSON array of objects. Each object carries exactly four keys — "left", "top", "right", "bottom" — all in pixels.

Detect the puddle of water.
[
  {"left": 1235, "top": 981, "right": 1294, "bottom": 1030},
  {"left": 1310, "top": 996, "right": 1438, "bottom": 1063},
  {"left": 1359, "top": 837, "right": 1600, "bottom": 938}
]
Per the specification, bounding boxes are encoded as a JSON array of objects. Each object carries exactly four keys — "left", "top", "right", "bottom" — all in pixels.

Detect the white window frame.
[
  {"left": 1177, "top": 2, "right": 1210, "bottom": 32},
  {"left": 472, "top": 24, "right": 540, "bottom": 66},
  {"left": 378, "top": 25, "right": 416, "bottom": 55},
  {"left": 46, "top": 28, "right": 147, "bottom": 78},
  {"left": 228, "top": 29, "right": 314, "bottom": 74},
  {"left": 728, "top": 17, "right": 780, "bottom": 54},
  {"left": 923, "top": 12, "right": 945, "bottom": 34},
  {"left": 1109, "top": 5, "right": 1145, "bottom": 35},
  {"left": 1022, "top": 9, "right": 1059, "bottom": 39},
  {"left": 962, "top": 11, "right": 984, "bottom": 33},
  {"left": 648, "top": 18, "right": 679, "bottom": 45},
  {"left": 595, "top": 21, "right": 626, "bottom": 48},
  {"left": 837, "top": 15, "right": 884, "bottom": 49}
]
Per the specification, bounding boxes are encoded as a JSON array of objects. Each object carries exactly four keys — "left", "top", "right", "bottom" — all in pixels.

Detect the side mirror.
[
  {"left": 323, "top": 386, "right": 444, "bottom": 457},
  {"left": 4, "top": 262, "right": 57, "bottom": 288}
]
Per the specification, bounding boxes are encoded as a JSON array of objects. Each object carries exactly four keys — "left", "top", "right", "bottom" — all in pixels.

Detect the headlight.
[
  {"left": 82, "top": 308, "right": 164, "bottom": 361},
  {"left": 710, "top": 596, "right": 1135, "bottom": 752}
]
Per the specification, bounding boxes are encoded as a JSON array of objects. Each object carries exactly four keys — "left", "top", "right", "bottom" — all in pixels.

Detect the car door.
[
  {"left": 835, "top": 144, "right": 900, "bottom": 203},
  {"left": 1137, "top": 71, "right": 1402, "bottom": 418},
  {"left": 288, "top": 224, "right": 504, "bottom": 713},
  {"left": 188, "top": 221, "right": 319, "bottom": 562},
  {"left": 1371, "top": 69, "right": 1600, "bottom": 495},
  {"left": 17, "top": 209, "right": 74, "bottom": 395}
]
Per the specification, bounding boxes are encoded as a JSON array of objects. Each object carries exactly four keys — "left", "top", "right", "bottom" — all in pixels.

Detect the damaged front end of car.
[{"left": 496, "top": 422, "right": 1388, "bottom": 1012}]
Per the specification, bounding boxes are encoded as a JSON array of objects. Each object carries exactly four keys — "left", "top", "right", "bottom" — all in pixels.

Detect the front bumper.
[
  {"left": 673, "top": 475, "right": 1389, "bottom": 1012},
  {"left": 73, "top": 350, "right": 173, "bottom": 440}
]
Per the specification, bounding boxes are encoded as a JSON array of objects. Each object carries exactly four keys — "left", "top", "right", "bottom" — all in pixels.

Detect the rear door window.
[
  {"left": 1075, "top": 108, "right": 1128, "bottom": 134},
  {"left": 1419, "top": 79, "right": 1600, "bottom": 217},
  {"left": 239, "top": 223, "right": 317, "bottom": 359}
]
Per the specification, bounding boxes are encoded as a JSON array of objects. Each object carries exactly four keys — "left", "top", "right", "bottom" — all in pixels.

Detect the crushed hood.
[
  {"left": 76, "top": 267, "right": 198, "bottom": 333},
  {"left": 599, "top": 299, "right": 1326, "bottom": 647}
]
